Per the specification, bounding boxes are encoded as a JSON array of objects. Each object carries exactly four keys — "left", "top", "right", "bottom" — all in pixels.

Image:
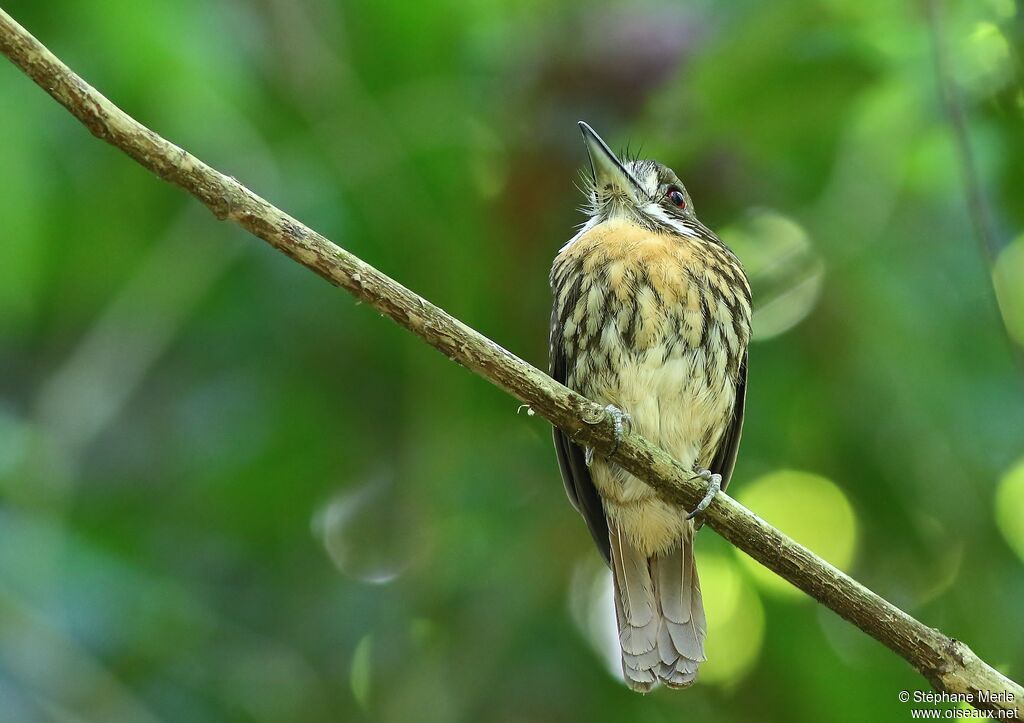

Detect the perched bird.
[{"left": 550, "top": 122, "right": 751, "bottom": 691}]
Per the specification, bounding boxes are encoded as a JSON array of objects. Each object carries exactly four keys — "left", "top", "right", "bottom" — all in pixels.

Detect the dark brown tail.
[{"left": 608, "top": 519, "right": 707, "bottom": 691}]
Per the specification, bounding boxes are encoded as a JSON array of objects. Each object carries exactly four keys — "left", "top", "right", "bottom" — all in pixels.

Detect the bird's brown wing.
[
  {"left": 550, "top": 322, "right": 611, "bottom": 565},
  {"left": 709, "top": 352, "right": 747, "bottom": 494}
]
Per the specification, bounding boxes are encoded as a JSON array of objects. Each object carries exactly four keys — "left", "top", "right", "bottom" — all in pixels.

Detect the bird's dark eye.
[{"left": 666, "top": 187, "right": 686, "bottom": 208}]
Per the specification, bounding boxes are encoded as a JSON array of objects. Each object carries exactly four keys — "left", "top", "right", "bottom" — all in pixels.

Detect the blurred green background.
[{"left": 1, "top": 0, "right": 1023, "bottom": 721}]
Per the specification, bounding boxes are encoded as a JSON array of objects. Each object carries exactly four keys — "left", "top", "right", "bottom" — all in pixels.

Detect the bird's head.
[{"left": 578, "top": 121, "right": 702, "bottom": 237}]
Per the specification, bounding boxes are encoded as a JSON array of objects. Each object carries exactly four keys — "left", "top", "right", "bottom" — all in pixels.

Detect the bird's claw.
[
  {"left": 686, "top": 468, "right": 721, "bottom": 520},
  {"left": 604, "top": 404, "right": 632, "bottom": 456},
  {"left": 584, "top": 405, "right": 631, "bottom": 466}
]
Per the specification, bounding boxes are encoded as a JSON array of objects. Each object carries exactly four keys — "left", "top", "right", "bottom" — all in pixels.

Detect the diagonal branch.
[{"left": 0, "top": 8, "right": 1020, "bottom": 716}]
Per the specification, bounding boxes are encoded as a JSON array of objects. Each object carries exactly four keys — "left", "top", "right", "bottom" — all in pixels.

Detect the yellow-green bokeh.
[
  {"left": 995, "top": 458, "right": 1024, "bottom": 563},
  {"left": 993, "top": 235, "right": 1024, "bottom": 346},
  {"left": 956, "top": 20, "right": 1013, "bottom": 94},
  {"left": 735, "top": 470, "right": 858, "bottom": 599},
  {"left": 697, "top": 553, "right": 766, "bottom": 686},
  {"left": 350, "top": 634, "right": 373, "bottom": 711}
]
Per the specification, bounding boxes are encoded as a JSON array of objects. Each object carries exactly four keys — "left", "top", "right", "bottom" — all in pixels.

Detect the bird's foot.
[
  {"left": 685, "top": 467, "right": 722, "bottom": 520},
  {"left": 584, "top": 405, "right": 631, "bottom": 467},
  {"left": 604, "top": 404, "right": 632, "bottom": 457}
]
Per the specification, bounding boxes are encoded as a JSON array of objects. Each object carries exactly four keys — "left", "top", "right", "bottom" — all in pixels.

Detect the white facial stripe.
[
  {"left": 643, "top": 203, "right": 697, "bottom": 237},
  {"left": 577, "top": 160, "right": 707, "bottom": 241}
]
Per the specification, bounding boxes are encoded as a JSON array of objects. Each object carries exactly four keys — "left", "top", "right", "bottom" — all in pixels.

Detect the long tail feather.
[{"left": 608, "top": 519, "right": 706, "bottom": 691}]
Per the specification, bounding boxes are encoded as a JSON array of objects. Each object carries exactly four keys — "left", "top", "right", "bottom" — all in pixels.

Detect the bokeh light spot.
[
  {"left": 720, "top": 210, "right": 824, "bottom": 341},
  {"left": 735, "top": 470, "right": 858, "bottom": 599},
  {"left": 993, "top": 235, "right": 1024, "bottom": 346},
  {"left": 911, "top": 514, "right": 965, "bottom": 605},
  {"left": 697, "top": 553, "right": 765, "bottom": 686},
  {"left": 350, "top": 633, "right": 373, "bottom": 711},
  {"left": 568, "top": 557, "right": 621, "bottom": 681},
  {"left": 311, "top": 476, "right": 425, "bottom": 585},
  {"left": 995, "top": 458, "right": 1024, "bottom": 563},
  {"left": 957, "top": 21, "right": 1012, "bottom": 93}
]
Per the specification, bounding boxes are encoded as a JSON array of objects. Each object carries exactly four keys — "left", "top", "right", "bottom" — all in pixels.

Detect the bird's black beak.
[{"left": 578, "top": 121, "right": 644, "bottom": 203}]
